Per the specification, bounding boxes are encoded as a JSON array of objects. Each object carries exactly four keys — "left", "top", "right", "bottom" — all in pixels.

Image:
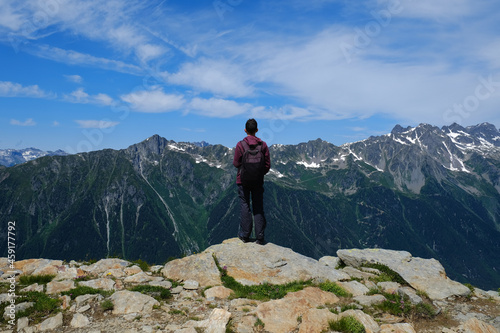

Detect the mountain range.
[
  {"left": 0, "top": 148, "right": 67, "bottom": 167},
  {"left": 1, "top": 122, "right": 499, "bottom": 290}
]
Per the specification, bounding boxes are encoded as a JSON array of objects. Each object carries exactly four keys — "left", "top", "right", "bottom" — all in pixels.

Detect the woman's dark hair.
[{"left": 245, "top": 118, "right": 258, "bottom": 134}]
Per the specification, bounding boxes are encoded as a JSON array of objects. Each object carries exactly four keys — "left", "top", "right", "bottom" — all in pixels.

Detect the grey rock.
[
  {"left": 110, "top": 290, "right": 159, "bottom": 315},
  {"left": 338, "top": 280, "right": 370, "bottom": 296},
  {"left": 318, "top": 256, "right": 341, "bottom": 268},
  {"left": 162, "top": 251, "right": 221, "bottom": 287},
  {"left": 148, "top": 280, "right": 172, "bottom": 289},
  {"left": 342, "top": 266, "right": 377, "bottom": 280},
  {"left": 354, "top": 294, "right": 386, "bottom": 307},
  {"left": 206, "top": 238, "right": 349, "bottom": 286},
  {"left": 70, "top": 313, "right": 90, "bottom": 328},
  {"left": 183, "top": 280, "right": 199, "bottom": 290},
  {"left": 337, "top": 248, "right": 471, "bottom": 300},
  {"left": 83, "top": 258, "right": 131, "bottom": 275},
  {"left": 17, "top": 316, "right": 29, "bottom": 330},
  {"left": 3, "top": 302, "right": 33, "bottom": 321},
  {"left": 46, "top": 279, "right": 75, "bottom": 294},
  {"left": 75, "top": 294, "right": 104, "bottom": 308},
  {"left": 37, "top": 312, "right": 63, "bottom": 331},
  {"left": 171, "top": 286, "right": 184, "bottom": 294},
  {"left": 79, "top": 278, "right": 116, "bottom": 291},
  {"left": 398, "top": 287, "right": 423, "bottom": 305}
]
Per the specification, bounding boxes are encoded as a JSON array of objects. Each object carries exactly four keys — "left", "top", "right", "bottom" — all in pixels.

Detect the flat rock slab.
[
  {"left": 206, "top": 238, "right": 349, "bottom": 286},
  {"left": 14, "top": 259, "right": 63, "bottom": 275},
  {"left": 82, "top": 258, "right": 130, "bottom": 275},
  {"left": 162, "top": 251, "right": 221, "bottom": 287},
  {"left": 337, "top": 248, "right": 470, "bottom": 300},
  {"left": 110, "top": 290, "right": 159, "bottom": 315},
  {"left": 79, "top": 278, "right": 116, "bottom": 291},
  {"left": 256, "top": 287, "right": 340, "bottom": 333},
  {"left": 299, "top": 308, "right": 338, "bottom": 333}
]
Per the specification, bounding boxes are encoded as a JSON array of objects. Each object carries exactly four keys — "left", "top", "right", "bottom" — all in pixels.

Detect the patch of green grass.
[
  {"left": 373, "top": 292, "right": 436, "bottom": 319},
  {"left": 464, "top": 283, "right": 475, "bottom": 293},
  {"left": 374, "top": 292, "right": 411, "bottom": 316},
  {"left": 329, "top": 316, "right": 366, "bottom": 333},
  {"left": 335, "top": 260, "right": 347, "bottom": 270},
  {"left": 74, "top": 274, "right": 97, "bottom": 282},
  {"left": 341, "top": 304, "right": 360, "bottom": 311},
  {"left": 319, "top": 281, "right": 352, "bottom": 298},
  {"left": 101, "top": 299, "right": 114, "bottom": 311},
  {"left": 363, "top": 263, "right": 407, "bottom": 285},
  {"left": 414, "top": 302, "right": 436, "bottom": 318},
  {"left": 366, "top": 287, "right": 380, "bottom": 296},
  {"left": 129, "top": 285, "right": 171, "bottom": 301},
  {"left": 0, "top": 283, "right": 9, "bottom": 294},
  {"left": 131, "top": 259, "right": 150, "bottom": 272},
  {"left": 61, "top": 286, "right": 112, "bottom": 299},
  {"left": 19, "top": 275, "right": 55, "bottom": 285},
  {"left": 15, "top": 291, "right": 61, "bottom": 324},
  {"left": 224, "top": 275, "right": 310, "bottom": 300},
  {"left": 213, "top": 254, "right": 311, "bottom": 301},
  {"left": 0, "top": 303, "right": 9, "bottom": 324},
  {"left": 169, "top": 309, "right": 185, "bottom": 315},
  {"left": 254, "top": 317, "right": 265, "bottom": 328}
]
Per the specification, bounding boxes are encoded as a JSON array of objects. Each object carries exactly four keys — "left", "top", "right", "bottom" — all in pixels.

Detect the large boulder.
[
  {"left": 37, "top": 312, "right": 63, "bottom": 331},
  {"left": 194, "top": 308, "right": 232, "bottom": 333},
  {"left": 79, "top": 278, "right": 116, "bottom": 291},
  {"left": 206, "top": 238, "right": 349, "bottom": 286},
  {"left": 109, "top": 290, "right": 159, "bottom": 315},
  {"left": 337, "top": 248, "right": 471, "bottom": 300},
  {"left": 255, "top": 287, "right": 340, "bottom": 333},
  {"left": 14, "top": 259, "right": 63, "bottom": 276},
  {"left": 46, "top": 279, "right": 75, "bottom": 294},
  {"left": 162, "top": 251, "right": 221, "bottom": 287},
  {"left": 82, "top": 258, "right": 130, "bottom": 275}
]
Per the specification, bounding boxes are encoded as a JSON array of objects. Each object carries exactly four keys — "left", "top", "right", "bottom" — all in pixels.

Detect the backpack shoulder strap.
[{"left": 240, "top": 140, "right": 250, "bottom": 152}]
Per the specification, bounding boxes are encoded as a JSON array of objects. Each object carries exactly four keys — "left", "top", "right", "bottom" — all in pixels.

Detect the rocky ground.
[{"left": 1, "top": 238, "right": 499, "bottom": 333}]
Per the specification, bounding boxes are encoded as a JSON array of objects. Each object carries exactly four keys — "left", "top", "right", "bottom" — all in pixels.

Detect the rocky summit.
[{"left": 1, "top": 239, "right": 499, "bottom": 333}]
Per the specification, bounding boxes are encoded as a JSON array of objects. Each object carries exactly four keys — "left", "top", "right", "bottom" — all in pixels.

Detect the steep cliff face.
[{"left": 1, "top": 123, "right": 500, "bottom": 290}]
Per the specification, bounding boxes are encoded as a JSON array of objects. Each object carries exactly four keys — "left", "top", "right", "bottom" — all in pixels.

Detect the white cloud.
[
  {"left": 188, "top": 97, "right": 252, "bottom": 118},
  {"left": 0, "top": 0, "right": 23, "bottom": 31},
  {"left": 250, "top": 105, "right": 314, "bottom": 120},
  {"left": 75, "top": 120, "right": 119, "bottom": 129},
  {"left": 136, "top": 43, "right": 168, "bottom": 63},
  {"left": 64, "top": 75, "right": 83, "bottom": 83},
  {"left": 3, "top": 0, "right": 169, "bottom": 65},
  {"left": 478, "top": 39, "right": 500, "bottom": 69},
  {"left": 167, "top": 58, "right": 254, "bottom": 98},
  {"left": 64, "top": 88, "right": 114, "bottom": 106},
  {"left": 32, "top": 45, "right": 144, "bottom": 75},
  {"left": 11, "top": 118, "right": 36, "bottom": 126},
  {"left": 94, "top": 93, "right": 114, "bottom": 106},
  {"left": 0, "top": 81, "right": 50, "bottom": 98},
  {"left": 384, "top": 0, "right": 471, "bottom": 21},
  {"left": 121, "top": 89, "right": 185, "bottom": 113}
]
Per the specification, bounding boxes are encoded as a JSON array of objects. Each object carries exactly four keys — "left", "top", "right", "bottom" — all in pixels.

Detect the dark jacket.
[{"left": 233, "top": 135, "right": 271, "bottom": 185}]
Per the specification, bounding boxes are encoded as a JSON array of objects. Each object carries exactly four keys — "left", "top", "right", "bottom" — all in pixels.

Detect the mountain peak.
[{"left": 391, "top": 124, "right": 412, "bottom": 134}]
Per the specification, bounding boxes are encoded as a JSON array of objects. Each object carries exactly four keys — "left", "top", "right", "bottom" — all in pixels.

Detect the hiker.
[{"left": 233, "top": 118, "right": 271, "bottom": 245}]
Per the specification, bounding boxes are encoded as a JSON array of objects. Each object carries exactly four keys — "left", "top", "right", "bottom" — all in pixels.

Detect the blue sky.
[{"left": 1, "top": 0, "right": 500, "bottom": 152}]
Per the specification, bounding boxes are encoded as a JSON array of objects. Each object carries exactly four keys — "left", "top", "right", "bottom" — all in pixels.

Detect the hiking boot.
[
  {"left": 255, "top": 239, "right": 267, "bottom": 245},
  {"left": 238, "top": 235, "right": 250, "bottom": 243}
]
